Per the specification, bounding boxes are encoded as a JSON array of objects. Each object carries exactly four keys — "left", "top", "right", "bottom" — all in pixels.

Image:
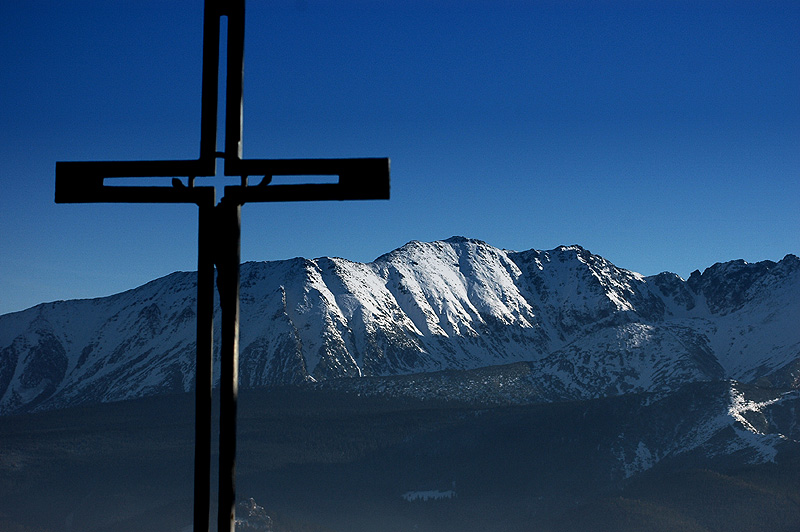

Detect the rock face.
[{"left": 1, "top": 237, "right": 798, "bottom": 415}]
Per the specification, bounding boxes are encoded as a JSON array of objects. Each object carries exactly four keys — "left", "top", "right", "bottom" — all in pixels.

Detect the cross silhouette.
[{"left": 55, "top": 2, "right": 389, "bottom": 531}]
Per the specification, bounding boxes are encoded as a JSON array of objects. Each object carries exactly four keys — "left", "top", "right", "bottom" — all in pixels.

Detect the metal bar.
[
  {"left": 56, "top": 159, "right": 215, "bottom": 179},
  {"left": 222, "top": 158, "right": 390, "bottom": 203},
  {"left": 55, "top": 158, "right": 216, "bottom": 204},
  {"left": 194, "top": 204, "right": 216, "bottom": 532},
  {"left": 224, "top": 182, "right": 389, "bottom": 204},
  {"left": 215, "top": 201, "right": 241, "bottom": 532},
  {"left": 231, "top": 157, "right": 390, "bottom": 177},
  {"left": 55, "top": 184, "right": 215, "bottom": 205},
  {"left": 200, "top": 0, "right": 222, "bottom": 162},
  {"left": 224, "top": 0, "right": 245, "bottom": 165}
]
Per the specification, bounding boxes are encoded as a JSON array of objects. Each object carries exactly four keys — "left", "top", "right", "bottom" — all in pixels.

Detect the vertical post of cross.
[
  {"left": 194, "top": 204, "right": 215, "bottom": 532},
  {"left": 200, "top": 0, "right": 221, "bottom": 164},
  {"left": 216, "top": 1, "right": 244, "bottom": 530},
  {"left": 224, "top": 0, "right": 245, "bottom": 167},
  {"left": 195, "top": 2, "right": 223, "bottom": 529},
  {"left": 215, "top": 200, "right": 241, "bottom": 532}
]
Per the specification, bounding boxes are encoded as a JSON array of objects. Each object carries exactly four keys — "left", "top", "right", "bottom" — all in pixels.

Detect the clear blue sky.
[{"left": 1, "top": 0, "right": 798, "bottom": 316}]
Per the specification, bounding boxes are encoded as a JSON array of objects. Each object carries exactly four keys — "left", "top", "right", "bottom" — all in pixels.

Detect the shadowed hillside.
[{"left": 1, "top": 386, "right": 797, "bottom": 532}]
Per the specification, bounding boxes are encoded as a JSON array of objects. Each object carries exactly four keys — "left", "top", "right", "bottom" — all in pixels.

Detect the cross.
[{"left": 54, "top": 2, "right": 390, "bottom": 531}]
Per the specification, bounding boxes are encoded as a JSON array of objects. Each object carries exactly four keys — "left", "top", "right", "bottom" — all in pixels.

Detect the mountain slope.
[
  {"left": 1, "top": 384, "right": 797, "bottom": 532},
  {"left": 1, "top": 237, "right": 798, "bottom": 415}
]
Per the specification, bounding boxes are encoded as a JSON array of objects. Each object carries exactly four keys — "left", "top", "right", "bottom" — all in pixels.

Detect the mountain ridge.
[{"left": 1, "top": 237, "right": 798, "bottom": 417}]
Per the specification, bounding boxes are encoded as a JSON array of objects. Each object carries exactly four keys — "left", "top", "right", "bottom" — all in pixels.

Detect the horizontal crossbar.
[
  {"left": 55, "top": 159, "right": 216, "bottom": 204},
  {"left": 224, "top": 157, "right": 390, "bottom": 202},
  {"left": 225, "top": 157, "right": 388, "bottom": 177},
  {"left": 57, "top": 159, "right": 215, "bottom": 179},
  {"left": 55, "top": 157, "right": 389, "bottom": 204}
]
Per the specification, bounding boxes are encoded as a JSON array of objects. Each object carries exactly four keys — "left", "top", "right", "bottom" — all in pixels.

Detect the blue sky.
[{"left": 1, "top": 0, "right": 798, "bottom": 316}]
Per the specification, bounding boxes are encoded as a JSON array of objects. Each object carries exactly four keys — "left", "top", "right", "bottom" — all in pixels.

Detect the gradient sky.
[{"left": 1, "top": 0, "right": 798, "bottom": 316}]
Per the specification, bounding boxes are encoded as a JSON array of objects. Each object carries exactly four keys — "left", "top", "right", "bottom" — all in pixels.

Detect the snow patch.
[{"left": 402, "top": 489, "right": 457, "bottom": 502}]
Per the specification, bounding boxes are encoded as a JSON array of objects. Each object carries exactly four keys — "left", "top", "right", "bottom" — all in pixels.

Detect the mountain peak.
[
  {"left": 442, "top": 235, "right": 474, "bottom": 244},
  {"left": 554, "top": 244, "right": 586, "bottom": 253}
]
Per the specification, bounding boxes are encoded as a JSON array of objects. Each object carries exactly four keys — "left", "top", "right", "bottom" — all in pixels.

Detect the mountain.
[
  {"left": 2, "top": 237, "right": 798, "bottom": 416},
  {"left": 1, "top": 237, "right": 799, "bottom": 531}
]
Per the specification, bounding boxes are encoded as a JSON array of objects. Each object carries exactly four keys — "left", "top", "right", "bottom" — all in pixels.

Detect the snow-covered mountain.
[{"left": 1, "top": 237, "right": 798, "bottom": 416}]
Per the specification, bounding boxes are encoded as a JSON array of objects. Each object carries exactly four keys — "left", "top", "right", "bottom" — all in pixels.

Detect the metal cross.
[{"left": 54, "top": 1, "right": 390, "bottom": 531}]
